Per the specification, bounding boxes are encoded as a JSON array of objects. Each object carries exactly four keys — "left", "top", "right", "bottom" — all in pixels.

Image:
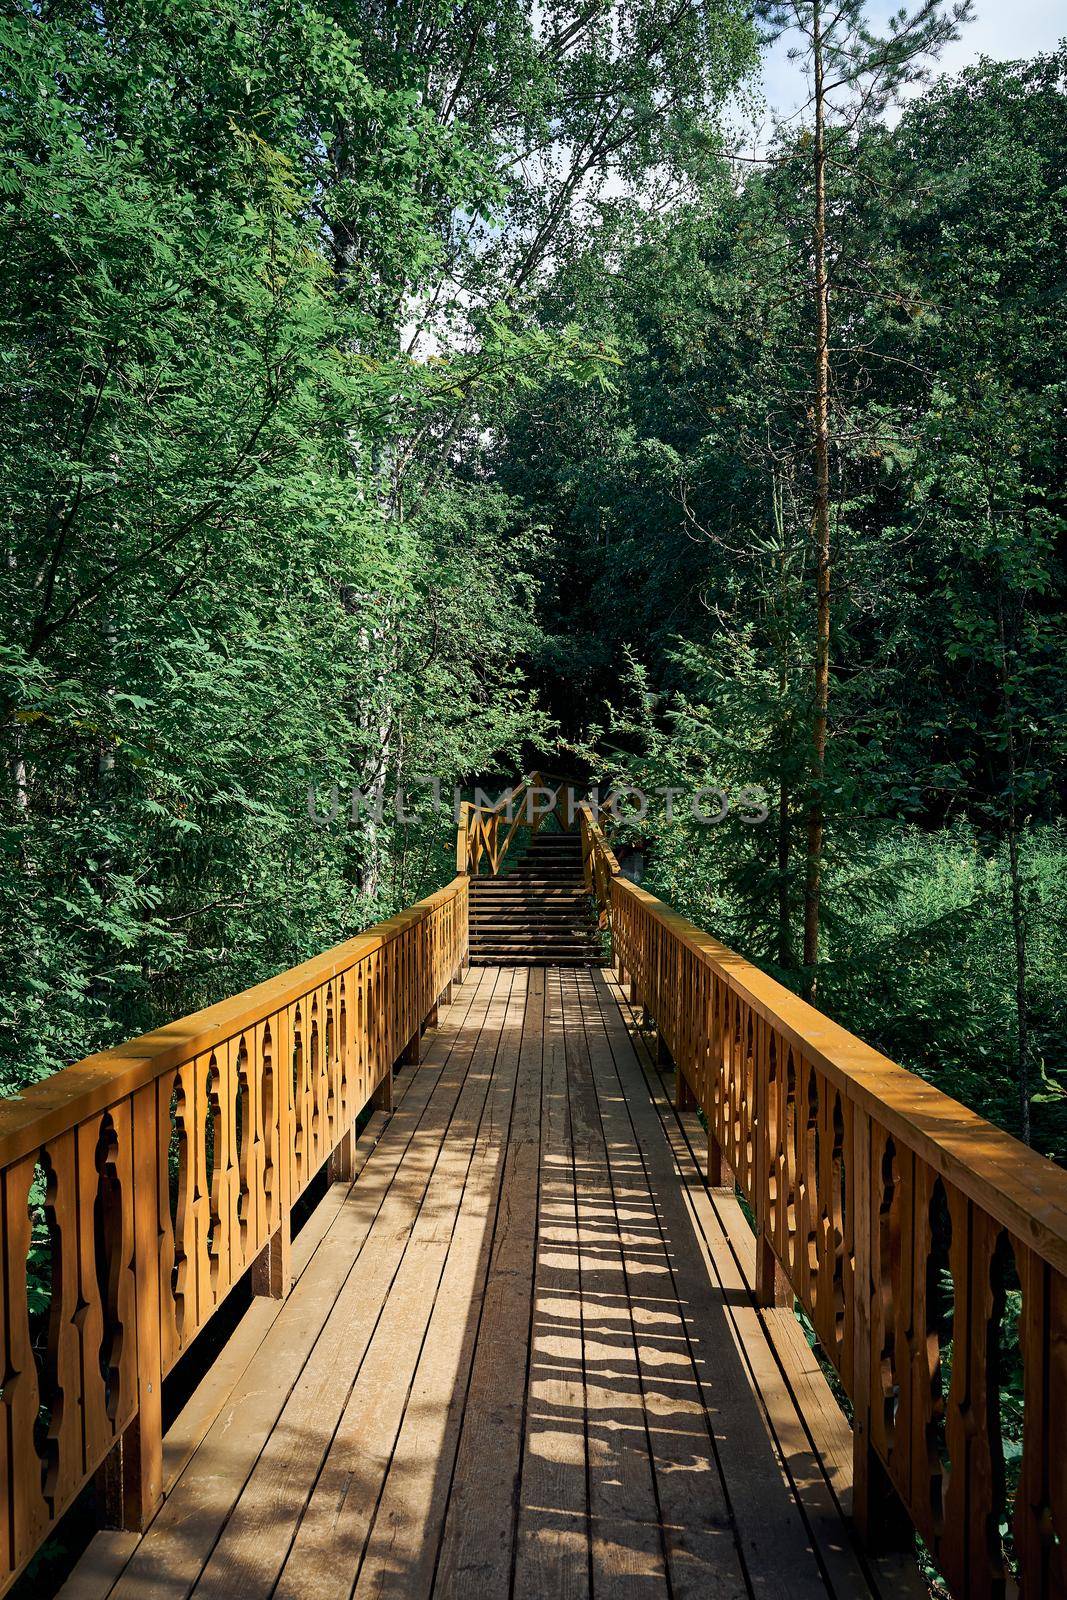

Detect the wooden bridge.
[{"left": 1, "top": 778, "right": 1064, "bottom": 1600}]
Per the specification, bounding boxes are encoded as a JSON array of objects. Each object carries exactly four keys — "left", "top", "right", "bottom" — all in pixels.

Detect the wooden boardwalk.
[{"left": 64, "top": 966, "right": 921, "bottom": 1600}]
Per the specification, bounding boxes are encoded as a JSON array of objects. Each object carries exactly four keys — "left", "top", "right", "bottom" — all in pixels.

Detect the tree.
[
  {"left": 757, "top": 0, "right": 972, "bottom": 998},
  {"left": 0, "top": 0, "right": 562, "bottom": 1086},
  {"left": 493, "top": 51, "right": 1067, "bottom": 1154}
]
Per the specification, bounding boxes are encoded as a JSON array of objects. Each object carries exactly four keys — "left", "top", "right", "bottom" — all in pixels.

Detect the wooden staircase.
[{"left": 468, "top": 830, "right": 601, "bottom": 965}]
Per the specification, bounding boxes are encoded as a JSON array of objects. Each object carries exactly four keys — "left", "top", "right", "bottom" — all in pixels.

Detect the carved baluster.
[
  {"left": 1014, "top": 1244, "right": 1067, "bottom": 1600},
  {"left": 307, "top": 991, "right": 322, "bottom": 1174},
  {"left": 92, "top": 1101, "right": 142, "bottom": 1530},
  {"left": 101, "top": 1100, "right": 138, "bottom": 1436},
  {"left": 338, "top": 974, "right": 350, "bottom": 1131},
  {"left": 260, "top": 1020, "right": 277, "bottom": 1236},
  {"left": 742, "top": 1008, "right": 756, "bottom": 1192},
  {"left": 76, "top": 1117, "right": 110, "bottom": 1469},
  {"left": 253, "top": 1010, "right": 292, "bottom": 1300},
  {"left": 157, "top": 1071, "right": 180, "bottom": 1372},
  {"left": 823, "top": 1090, "right": 847, "bottom": 1373},
  {"left": 910, "top": 1165, "right": 952, "bottom": 1552},
  {"left": 3, "top": 1151, "right": 48, "bottom": 1564},
  {"left": 354, "top": 963, "right": 367, "bottom": 1112},
  {"left": 232, "top": 1033, "right": 253, "bottom": 1271},
  {"left": 853, "top": 1114, "right": 912, "bottom": 1550},
  {"left": 190, "top": 1052, "right": 213, "bottom": 1333},
  {"left": 764, "top": 1032, "right": 780, "bottom": 1243},
  {"left": 870, "top": 1126, "right": 900, "bottom": 1469},
  {"left": 317, "top": 983, "right": 332, "bottom": 1159},
  {"left": 205, "top": 1050, "right": 230, "bottom": 1304},
  {"left": 877, "top": 1132, "right": 914, "bottom": 1508},
  {"left": 325, "top": 981, "right": 340, "bottom": 1151},
  {"left": 168, "top": 1063, "right": 194, "bottom": 1351},
  {"left": 768, "top": 1034, "right": 786, "bottom": 1265},
  {"left": 967, "top": 1218, "right": 1014, "bottom": 1598},
  {"left": 34, "top": 1135, "right": 82, "bottom": 1517},
  {"left": 783, "top": 1049, "right": 799, "bottom": 1279},
  {"left": 291, "top": 1001, "right": 306, "bottom": 1197},
  {"left": 840, "top": 1095, "right": 856, "bottom": 1394},
  {"left": 800, "top": 1061, "right": 819, "bottom": 1318},
  {"left": 129, "top": 1083, "right": 164, "bottom": 1524},
  {"left": 247, "top": 1025, "right": 266, "bottom": 1257}
]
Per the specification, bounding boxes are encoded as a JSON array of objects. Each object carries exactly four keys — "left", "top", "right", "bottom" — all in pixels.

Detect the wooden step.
[
  {"left": 469, "top": 953, "right": 600, "bottom": 960},
  {"left": 468, "top": 955, "right": 598, "bottom": 966},
  {"left": 469, "top": 887, "right": 588, "bottom": 899},
  {"left": 469, "top": 935, "right": 597, "bottom": 944},
  {"left": 474, "top": 910, "right": 587, "bottom": 919},
  {"left": 489, "top": 876, "right": 585, "bottom": 889}
]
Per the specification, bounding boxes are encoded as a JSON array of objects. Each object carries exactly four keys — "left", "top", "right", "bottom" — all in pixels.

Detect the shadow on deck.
[{"left": 60, "top": 967, "right": 924, "bottom": 1600}]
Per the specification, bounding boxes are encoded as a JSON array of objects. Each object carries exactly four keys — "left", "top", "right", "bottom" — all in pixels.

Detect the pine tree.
[{"left": 757, "top": 0, "right": 972, "bottom": 998}]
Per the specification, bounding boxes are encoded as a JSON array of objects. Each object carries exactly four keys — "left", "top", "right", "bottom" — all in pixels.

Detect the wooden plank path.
[{"left": 62, "top": 966, "right": 923, "bottom": 1600}]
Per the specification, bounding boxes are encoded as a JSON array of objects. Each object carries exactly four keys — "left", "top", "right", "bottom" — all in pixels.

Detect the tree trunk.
[
  {"left": 1006, "top": 821, "right": 1030, "bottom": 1145},
  {"left": 997, "top": 586, "right": 1031, "bottom": 1144},
  {"left": 802, "top": 0, "right": 831, "bottom": 1004},
  {"left": 773, "top": 471, "right": 793, "bottom": 971},
  {"left": 778, "top": 773, "right": 792, "bottom": 969}
]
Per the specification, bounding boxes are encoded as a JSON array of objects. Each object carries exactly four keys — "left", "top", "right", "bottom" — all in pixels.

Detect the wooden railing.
[
  {"left": 456, "top": 770, "right": 576, "bottom": 876},
  {"left": 0, "top": 877, "right": 468, "bottom": 1596},
  {"left": 579, "top": 803, "right": 1066, "bottom": 1600}
]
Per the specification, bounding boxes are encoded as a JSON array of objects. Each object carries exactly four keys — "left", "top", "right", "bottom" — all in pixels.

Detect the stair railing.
[
  {"left": 0, "top": 877, "right": 468, "bottom": 1597},
  {"left": 581, "top": 807, "right": 1067, "bottom": 1600},
  {"left": 578, "top": 799, "right": 622, "bottom": 921},
  {"left": 456, "top": 771, "right": 577, "bottom": 877}
]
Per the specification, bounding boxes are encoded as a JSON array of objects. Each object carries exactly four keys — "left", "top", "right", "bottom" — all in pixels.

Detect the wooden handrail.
[
  {"left": 0, "top": 876, "right": 468, "bottom": 1596},
  {"left": 456, "top": 771, "right": 577, "bottom": 876},
  {"left": 578, "top": 800, "right": 621, "bottom": 907},
  {"left": 582, "top": 816, "right": 1066, "bottom": 1600}
]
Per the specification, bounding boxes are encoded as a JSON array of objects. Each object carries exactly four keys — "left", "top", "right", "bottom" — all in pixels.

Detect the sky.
[{"left": 758, "top": 0, "right": 1065, "bottom": 123}]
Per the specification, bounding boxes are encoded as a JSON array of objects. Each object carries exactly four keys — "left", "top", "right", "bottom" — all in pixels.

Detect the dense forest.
[{"left": 1, "top": 2, "right": 1064, "bottom": 1160}]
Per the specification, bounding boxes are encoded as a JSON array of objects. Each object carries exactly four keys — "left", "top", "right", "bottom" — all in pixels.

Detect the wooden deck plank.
[
  {"left": 351, "top": 972, "right": 532, "bottom": 1600},
  {"left": 106, "top": 969, "right": 491, "bottom": 1600},
  {"left": 585, "top": 968, "right": 838, "bottom": 1600},
  {"left": 609, "top": 983, "right": 926, "bottom": 1600},
  {"left": 568, "top": 969, "right": 748, "bottom": 1600},
  {"left": 187, "top": 968, "right": 504, "bottom": 1599},
  {"left": 431, "top": 968, "right": 546, "bottom": 1596},
  {"left": 271, "top": 969, "right": 518, "bottom": 1599},
  {"left": 75, "top": 961, "right": 914, "bottom": 1600},
  {"left": 56, "top": 1534, "right": 141, "bottom": 1600},
  {"left": 560, "top": 970, "right": 671, "bottom": 1599},
  {"left": 511, "top": 969, "right": 591, "bottom": 1600},
  {"left": 58, "top": 1049, "right": 435, "bottom": 1600}
]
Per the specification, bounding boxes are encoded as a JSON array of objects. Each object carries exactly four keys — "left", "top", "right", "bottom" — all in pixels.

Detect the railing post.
[
  {"left": 674, "top": 1065, "right": 697, "bottom": 1112},
  {"left": 328, "top": 1127, "right": 355, "bottom": 1185},
  {"left": 755, "top": 1234, "right": 791, "bottom": 1308},
  {"left": 400, "top": 1029, "right": 421, "bottom": 1068},
  {"left": 373, "top": 1066, "right": 394, "bottom": 1112},
  {"left": 707, "top": 1132, "right": 734, "bottom": 1194},
  {"left": 456, "top": 802, "right": 470, "bottom": 874}
]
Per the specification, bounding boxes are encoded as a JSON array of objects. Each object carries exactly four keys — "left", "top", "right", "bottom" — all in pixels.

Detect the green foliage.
[
  {"left": 0, "top": 0, "right": 760, "bottom": 1092},
  {"left": 498, "top": 48, "right": 1067, "bottom": 1153},
  {"left": 1, "top": 0, "right": 1063, "bottom": 1178},
  {"left": 0, "top": 0, "right": 574, "bottom": 1087}
]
